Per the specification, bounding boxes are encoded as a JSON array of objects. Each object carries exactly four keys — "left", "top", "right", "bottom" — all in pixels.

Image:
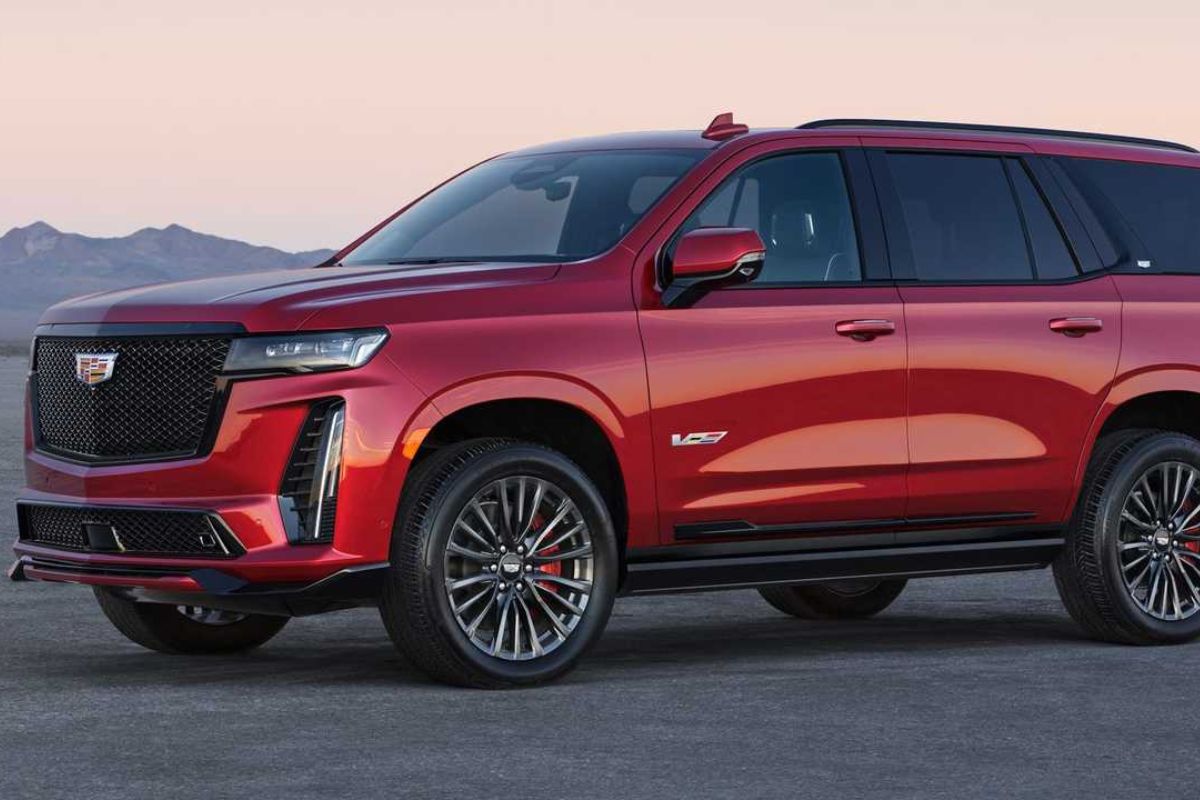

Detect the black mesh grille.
[
  {"left": 19, "top": 504, "right": 243, "bottom": 558},
  {"left": 34, "top": 336, "right": 231, "bottom": 461}
]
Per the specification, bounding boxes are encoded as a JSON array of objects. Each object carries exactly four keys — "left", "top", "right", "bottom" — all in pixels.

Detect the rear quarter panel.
[{"left": 1078, "top": 274, "right": 1200, "bottom": 504}]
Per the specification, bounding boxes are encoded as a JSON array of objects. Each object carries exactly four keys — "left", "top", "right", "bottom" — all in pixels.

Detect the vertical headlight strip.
[{"left": 279, "top": 400, "right": 346, "bottom": 544}]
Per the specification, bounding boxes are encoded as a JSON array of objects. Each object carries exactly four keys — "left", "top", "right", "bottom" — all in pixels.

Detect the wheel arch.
[
  {"left": 1071, "top": 369, "right": 1200, "bottom": 516},
  {"left": 397, "top": 375, "right": 643, "bottom": 569}
]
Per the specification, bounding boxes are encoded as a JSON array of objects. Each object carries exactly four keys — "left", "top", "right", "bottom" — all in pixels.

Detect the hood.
[{"left": 37, "top": 261, "right": 561, "bottom": 332}]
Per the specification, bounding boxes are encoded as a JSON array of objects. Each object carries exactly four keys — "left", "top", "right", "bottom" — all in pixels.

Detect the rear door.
[
  {"left": 637, "top": 140, "right": 910, "bottom": 543},
  {"left": 866, "top": 141, "right": 1122, "bottom": 525}
]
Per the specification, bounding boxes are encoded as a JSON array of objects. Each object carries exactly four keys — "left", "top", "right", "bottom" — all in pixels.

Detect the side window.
[
  {"left": 1007, "top": 161, "right": 1080, "bottom": 280},
  {"left": 1064, "top": 157, "right": 1200, "bottom": 272},
  {"left": 884, "top": 153, "right": 1032, "bottom": 281},
  {"left": 673, "top": 153, "right": 862, "bottom": 285}
]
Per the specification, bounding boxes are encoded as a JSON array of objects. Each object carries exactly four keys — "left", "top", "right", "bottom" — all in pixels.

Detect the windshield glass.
[{"left": 341, "top": 149, "right": 704, "bottom": 266}]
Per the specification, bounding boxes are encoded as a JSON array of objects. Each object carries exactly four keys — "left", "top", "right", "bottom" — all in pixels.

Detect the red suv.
[{"left": 12, "top": 115, "right": 1200, "bottom": 687}]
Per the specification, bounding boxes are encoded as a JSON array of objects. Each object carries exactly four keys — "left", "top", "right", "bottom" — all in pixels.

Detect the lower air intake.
[{"left": 18, "top": 503, "right": 244, "bottom": 558}]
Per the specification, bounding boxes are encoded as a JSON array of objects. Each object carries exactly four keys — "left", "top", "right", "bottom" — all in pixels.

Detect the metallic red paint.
[
  {"left": 670, "top": 227, "right": 765, "bottom": 279},
  {"left": 899, "top": 278, "right": 1122, "bottom": 524},
  {"left": 17, "top": 122, "right": 1200, "bottom": 598}
]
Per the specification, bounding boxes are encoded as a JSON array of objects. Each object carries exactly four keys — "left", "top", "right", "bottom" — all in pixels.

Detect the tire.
[
  {"left": 1054, "top": 429, "right": 1200, "bottom": 645},
  {"left": 380, "top": 438, "right": 619, "bottom": 688},
  {"left": 758, "top": 579, "right": 907, "bottom": 620},
  {"left": 93, "top": 587, "right": 289, "bottom": 654}
]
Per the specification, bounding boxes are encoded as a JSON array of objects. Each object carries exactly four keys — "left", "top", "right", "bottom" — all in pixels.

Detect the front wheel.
[
  {"left": 1054, "top": 430, "right": 1200, "bottom": 644},
  {"left": 93, "top": 587, "right": 289, "bottom": 654},
  {"left": 380, "top": 439, "right": 618, "bottom": 688}
]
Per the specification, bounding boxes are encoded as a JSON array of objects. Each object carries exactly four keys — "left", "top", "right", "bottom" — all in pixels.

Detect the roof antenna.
[{"left": 702, "top": 112, "right": 749, "bottom": 141}]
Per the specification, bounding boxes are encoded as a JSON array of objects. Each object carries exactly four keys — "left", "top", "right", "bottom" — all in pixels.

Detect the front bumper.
[
  {"left": 8, "top": 553, "right": 388, "bottom": 616},
  {"left": 15, "top": 345, "right": 428, "bottom": 598}
]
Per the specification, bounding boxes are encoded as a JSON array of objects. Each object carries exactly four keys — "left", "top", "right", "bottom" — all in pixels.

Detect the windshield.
[{"left": 341, "top": 149, "right": 704, "bottom": 266}]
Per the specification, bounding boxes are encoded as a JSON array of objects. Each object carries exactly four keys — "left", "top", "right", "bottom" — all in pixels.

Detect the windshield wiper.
[
  {"left": 346, "top": 255, "right": 572, "bottom": 267},
  {"left": 385, "top": 257, "right": 481, "bottom": 265}
]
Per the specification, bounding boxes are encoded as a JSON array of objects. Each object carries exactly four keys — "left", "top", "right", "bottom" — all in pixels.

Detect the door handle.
[
  {"left": 1049, "top": 317, "right": 1103, "bottom": 337},
  {"left": 835, "top": 319, "right": 896, "bottom": 341}
]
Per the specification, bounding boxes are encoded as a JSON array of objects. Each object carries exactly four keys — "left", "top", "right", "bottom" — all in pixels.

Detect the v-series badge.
[{"left": 671, "top": 431, "right": 728, "bottom": 447}]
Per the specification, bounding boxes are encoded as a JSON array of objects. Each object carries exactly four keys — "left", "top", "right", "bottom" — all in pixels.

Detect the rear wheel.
[
  {"left": 93, "top": 587, "right": 289, "bottom": 654},
  {"left": 758, "top": 579, "right": 907, "bottom": 620},
  {"left": 380, "top": 438, "right": 618, "bottom": 688},
  {"left": 1054, "top": 430, "right": 1200, "bottom": 644}
]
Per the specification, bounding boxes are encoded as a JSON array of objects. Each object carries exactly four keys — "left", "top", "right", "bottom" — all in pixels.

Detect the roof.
[
  {"left": 503, "top": 116, "right": 1200, "bottom": 167},
  {"left": 798, "top": 119, "right": 1197, "bottom": 154}
]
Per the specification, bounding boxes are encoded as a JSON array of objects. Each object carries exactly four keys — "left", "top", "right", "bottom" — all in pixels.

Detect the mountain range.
[{"left": 0, "top": 222, "right": 336, "bottom": 338}]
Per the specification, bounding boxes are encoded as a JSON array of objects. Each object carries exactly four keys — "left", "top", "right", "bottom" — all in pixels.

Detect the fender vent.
[{"left": 279, "top": 400, "right": 345, "bottom": 544}]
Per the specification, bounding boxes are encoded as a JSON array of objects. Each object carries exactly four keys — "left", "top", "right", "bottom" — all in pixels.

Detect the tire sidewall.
[
  {"left": 414, "top": 445, "right": 618, "bottom": 684},
  {"left": 1094, "top": 434, "right": 1200, "bottom": 641}
]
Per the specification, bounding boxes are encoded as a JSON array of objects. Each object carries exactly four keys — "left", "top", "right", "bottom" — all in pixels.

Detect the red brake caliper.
[
  {"left": 530, "top": 513, "right": 562, "bottom": 592},
  {"left": 1182, "top": 502, "right": 1200, "bottom": 555}
]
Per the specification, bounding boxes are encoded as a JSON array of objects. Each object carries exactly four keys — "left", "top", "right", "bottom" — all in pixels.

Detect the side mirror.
[{"left": 661, "top": 227, "right": 765, "bottom": 308}]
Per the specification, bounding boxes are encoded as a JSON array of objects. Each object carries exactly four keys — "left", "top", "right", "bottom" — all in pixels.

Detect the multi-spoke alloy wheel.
[
  {"left": 1054, "top": 430, "right": 1200, "bottom": 646},
  {"left": 381, "top": 438, "right": 617, "bottom": 688},
  {"left": 444, "top": 476, "right": 594, "bottom": 661},
  {"left": 1116, "top": 462, "right": 1200, "bottom": 621}
]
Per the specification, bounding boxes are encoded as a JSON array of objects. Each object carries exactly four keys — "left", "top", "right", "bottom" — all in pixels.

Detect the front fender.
[{"left": 395, "top": 373, "right": 659, "bottom": 550}]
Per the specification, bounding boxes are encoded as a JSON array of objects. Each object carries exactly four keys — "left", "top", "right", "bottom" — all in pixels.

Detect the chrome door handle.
[
  {"left": 835, "top": 319, "right": 896, "bottom": 342},
  {"left": 1049, "top": 317, "right": 1103, "bottom": 337}
]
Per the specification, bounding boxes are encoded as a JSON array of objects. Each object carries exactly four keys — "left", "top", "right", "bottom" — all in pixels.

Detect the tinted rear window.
[
  {"left": 885, "top": 153, "right": 1032, "bottom": 281},
  {"left": 1065, "top": 158, "right": 1200, "bottom": 272}
]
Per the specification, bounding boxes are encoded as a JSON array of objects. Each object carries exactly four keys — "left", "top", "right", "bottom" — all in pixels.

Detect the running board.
[{"left": 623, "top": 531, "right": 1064, "bottom": 596}]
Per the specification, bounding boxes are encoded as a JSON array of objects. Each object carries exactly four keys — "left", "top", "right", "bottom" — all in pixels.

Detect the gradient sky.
[{"left": 3, "top": 0, "right": 1200, "bottom": 251}]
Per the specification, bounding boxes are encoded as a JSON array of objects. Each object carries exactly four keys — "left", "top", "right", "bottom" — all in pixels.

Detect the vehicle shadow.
[
  {"left": 6, "top": 606, "right": 1092, "bottom": 691},
  {"left": 582, "top": 609, "right": 1086, "bottom": 677}
]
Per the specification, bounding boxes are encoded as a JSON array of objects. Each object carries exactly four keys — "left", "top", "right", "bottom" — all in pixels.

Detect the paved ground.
[{"left": 1, "top": 355, "right": 1197, "bottom": 799}]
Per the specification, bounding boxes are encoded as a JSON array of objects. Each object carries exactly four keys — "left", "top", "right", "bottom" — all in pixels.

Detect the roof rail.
[{"left": 797, "top": 119, "right": 1198, "bottom": 154}]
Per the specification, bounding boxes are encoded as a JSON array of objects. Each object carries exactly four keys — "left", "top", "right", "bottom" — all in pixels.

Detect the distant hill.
[{"left": 0, "top": 222, "right": 336, "bottom": 338}]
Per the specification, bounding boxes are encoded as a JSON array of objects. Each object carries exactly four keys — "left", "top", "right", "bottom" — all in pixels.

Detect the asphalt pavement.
[{"left": 1, "top": 355, "right": 1195, "bottom": 799}]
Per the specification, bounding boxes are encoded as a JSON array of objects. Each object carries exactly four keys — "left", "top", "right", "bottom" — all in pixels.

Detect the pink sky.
[{"left": 3, "top": 0, "right": 1199, "bottom": 252}]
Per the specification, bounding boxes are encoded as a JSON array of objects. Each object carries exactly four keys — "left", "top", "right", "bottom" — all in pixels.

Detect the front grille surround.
[
  {"left": 18, "top": 502, "right": 245, "bottom": 559},
  {"left": 32, "top": 335, "right": 232, "bottom": 463}
]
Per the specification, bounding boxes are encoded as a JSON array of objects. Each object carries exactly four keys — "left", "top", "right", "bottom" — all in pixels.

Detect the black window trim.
[
  {"left": 658, "top": 147, "right": 894, "bottom": 291},
  {"left": 1024, "top": 157, "right": 1106, "bottom": 272},
  {"left": 1001, "top": 159, "right": 1044, "bottom": 280},
  {"left": 1003, "top": 157, "right": 1090, "bottom": 279},
  {"left": 867, "top": 148, "right": 1106, "bottom": 287}
]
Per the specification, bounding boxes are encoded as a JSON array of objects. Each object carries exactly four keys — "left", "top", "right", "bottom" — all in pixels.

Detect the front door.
[{"left": 637, "top": 146, "right": 909, "bottom": 542}]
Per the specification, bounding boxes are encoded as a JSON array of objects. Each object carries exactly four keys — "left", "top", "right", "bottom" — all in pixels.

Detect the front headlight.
[{"left": 223, "top": 329, "right": 388, "bottom": 374}]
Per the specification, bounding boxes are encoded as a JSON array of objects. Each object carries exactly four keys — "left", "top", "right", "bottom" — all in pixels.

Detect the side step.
[{"left": 623, "top": 530, "right": 1064, "bottom": 596}]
